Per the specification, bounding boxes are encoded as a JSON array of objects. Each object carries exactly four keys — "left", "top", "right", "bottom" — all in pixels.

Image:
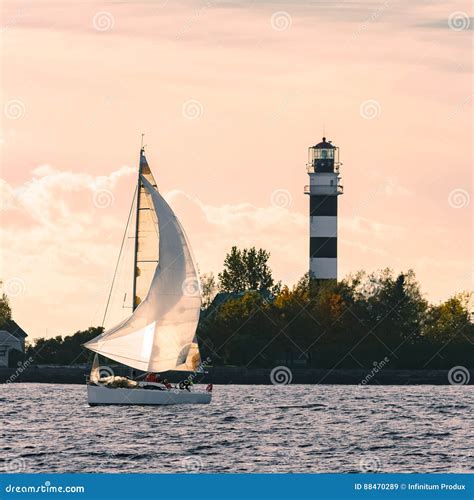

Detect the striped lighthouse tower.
[{"left": 304, "top": 137, "right": 343, "bottom": 280}]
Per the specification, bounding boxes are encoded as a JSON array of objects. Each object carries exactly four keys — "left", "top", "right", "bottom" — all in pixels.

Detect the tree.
[
  {"left": 218, "top": 246, "right": 275, "bottom": 293},
  {"left": 0, "top": 293, "right": 12, "bottom": 327},
  {"left": 343, "top": 269, "right": 427, "bottom": 345},
  {"left": 218, "top": 247, "right": 247, "bottom": 293},
  {"left": 422, "top": 292, "right": 472, "bottom": 343},
  {"left": 200, "top": 291, "right": 275, "bottom": 366},
  {"left": 26, "top": 326, "right": 104, "bottom": 365},
  {"left": 200, "top": 272, "right": 217, "bottom": 309}
]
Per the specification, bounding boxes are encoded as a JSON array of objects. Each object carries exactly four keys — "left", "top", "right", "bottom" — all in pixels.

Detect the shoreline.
[{"left": 0, "top": 366, "right": 471, "bottom": 385}]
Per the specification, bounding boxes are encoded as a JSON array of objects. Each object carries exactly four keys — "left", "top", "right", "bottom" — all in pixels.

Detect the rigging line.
[{"left": 101, "top": 185, "right": 138, "bottom": 328}]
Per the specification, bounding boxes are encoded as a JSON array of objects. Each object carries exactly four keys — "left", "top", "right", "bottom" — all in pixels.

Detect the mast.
[{"left": 132, "top": 135, "right": 145, "bottom": 311}]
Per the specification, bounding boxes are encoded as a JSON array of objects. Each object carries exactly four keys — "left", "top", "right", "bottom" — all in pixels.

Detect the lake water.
[{"left": 0, "top": 384, "right": 472, "bottom": 473}]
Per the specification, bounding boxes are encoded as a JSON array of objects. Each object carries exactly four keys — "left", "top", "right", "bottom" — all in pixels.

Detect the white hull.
[{"left": 87, "top": 384, "right": 212, "bottom": 406}]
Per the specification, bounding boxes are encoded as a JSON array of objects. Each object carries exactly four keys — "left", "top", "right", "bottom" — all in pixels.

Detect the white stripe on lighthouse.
[
  {"left": 310, "top": 258, "right": 337, "bottom": 280},
  {"left": 310, "top": 216, "right": 337, "bottom": 238}
]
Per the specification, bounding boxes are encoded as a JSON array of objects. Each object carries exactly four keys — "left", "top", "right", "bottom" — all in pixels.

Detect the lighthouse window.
[{"left": 321, "top": 150, "right": 328, "bottom": 159}]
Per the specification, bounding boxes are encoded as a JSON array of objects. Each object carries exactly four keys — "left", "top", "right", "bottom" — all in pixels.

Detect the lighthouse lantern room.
[{"left": 304, "top": 137, "right": 343, "bottom": 280}]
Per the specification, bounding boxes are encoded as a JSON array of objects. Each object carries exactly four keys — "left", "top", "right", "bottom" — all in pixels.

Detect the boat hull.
[{"left": 87, "top": 385, "right": 212, "bottom": 406}]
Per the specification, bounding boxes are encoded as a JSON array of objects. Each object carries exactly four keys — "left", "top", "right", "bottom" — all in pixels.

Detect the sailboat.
[{"left": 84, "top": 145, "right": 212, "bottom": 405}]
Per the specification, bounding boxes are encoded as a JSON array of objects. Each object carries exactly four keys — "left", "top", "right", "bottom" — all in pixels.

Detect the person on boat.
[
  {"left": 179, "top": 380, "right": 192, "bottom": 392},
  {"left": 163, "top": 379, "right": 172, "bottom": 389},
  {"left": 145, "top": 372, "right": 158, "bottom": 383}
]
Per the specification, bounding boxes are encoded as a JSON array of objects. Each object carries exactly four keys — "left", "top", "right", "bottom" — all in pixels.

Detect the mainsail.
[
  {"left": 85, "top": 152, "right": 202, "bottom": 372},
  {"left": 133, "top": 151, "right": 159, "bottom": 309}
]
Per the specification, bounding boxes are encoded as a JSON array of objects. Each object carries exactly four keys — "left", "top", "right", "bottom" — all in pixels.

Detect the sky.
[{"left": 0, "top": 0, "right": 472, "bottom": 340}]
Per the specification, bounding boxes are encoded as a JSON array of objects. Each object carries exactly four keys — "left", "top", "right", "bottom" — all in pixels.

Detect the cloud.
[
  {"left": 9, "top": 164, "right": 135, "bottom": 226},
  {"left": 165, "top": 189, "right": 308, "bottom": 284},
  {"left": 340, "top": 215, "right": 405, "bottom": 240},
  {"left": 418, "top": 18, "right": 473, "bottom": 31},
  {"left": 1, "top": 164, "right": 468, "bottom": 338},
  {"left": 0, "top": 164, "right": 136, "bottom": 307}
]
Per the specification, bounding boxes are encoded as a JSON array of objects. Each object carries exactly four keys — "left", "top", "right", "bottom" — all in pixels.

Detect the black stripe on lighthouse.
[
  {"left": 310, "top": 237, "right": 337, "bottom": 258},
  {"left": 310, "top": 196, "right": 337, "bottom": 216}
]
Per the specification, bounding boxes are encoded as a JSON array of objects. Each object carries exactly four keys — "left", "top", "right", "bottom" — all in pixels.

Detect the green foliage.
[
  {"left": 200, "top": 268, "right": 473, "bottom": 369},
  {"left": 0, "top": 293, "right": 12, "bottom": 327},
  {"left": 26, "top": 326, "right": 103, "bottom": 365},
  {"left": 218, "top": 246, "right": 276, "bottom": 293},
  {"left": 422, "top": 293, "right": 472, "bottom": 343},
  {"left": 200, "top": 272, "right": 217, "bottom": 309},
  {"left": 22, "top": 258, "right": 473, "bottom": 370}
]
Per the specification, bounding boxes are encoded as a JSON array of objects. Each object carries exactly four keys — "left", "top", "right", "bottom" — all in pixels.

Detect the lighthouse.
[{"left": 304, "top": 137, "right": 343, "bottom": 280}]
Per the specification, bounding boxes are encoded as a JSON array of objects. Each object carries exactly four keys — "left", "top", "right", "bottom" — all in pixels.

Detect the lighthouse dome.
[{"left": 313, "top": 137, "right": 335, "bottom": 149}]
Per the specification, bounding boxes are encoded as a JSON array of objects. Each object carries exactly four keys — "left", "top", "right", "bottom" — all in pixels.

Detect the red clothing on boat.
[{"left": 145, "top": 373, "right": 158, "bottom": 383}]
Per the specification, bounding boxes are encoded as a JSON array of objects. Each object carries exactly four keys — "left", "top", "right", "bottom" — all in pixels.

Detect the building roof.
[
  {"left": 312, "top": 137, "right": 335, "bottom": 149},
  {"left": 0, "top": 330, "right": 22, "bottom": 347},
  {"left": 0, "top": 319, "right": 28, "bottom": 339}
]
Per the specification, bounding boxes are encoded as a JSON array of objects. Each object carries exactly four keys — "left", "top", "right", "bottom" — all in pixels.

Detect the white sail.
[
  {"left": 90, "top": 354, "right": 100, "bottom": 383},
  {"left": 85, "top": 174, "right": 202, "bottom": 372},
  {"left": 133, "top": 151, "right": 159, "bottom": 308}
]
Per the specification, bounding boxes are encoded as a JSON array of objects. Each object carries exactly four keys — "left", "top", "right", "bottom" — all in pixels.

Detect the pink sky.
[{"left": 1, "top": 0, "right": 472, "bottom": 339}]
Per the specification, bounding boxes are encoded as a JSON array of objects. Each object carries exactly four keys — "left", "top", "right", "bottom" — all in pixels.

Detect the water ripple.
[{"left": 0, "top": 383, "right": 472, "bottom": 473}]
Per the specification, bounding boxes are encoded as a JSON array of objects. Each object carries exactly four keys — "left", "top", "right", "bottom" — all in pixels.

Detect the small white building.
[{"left": 0, "top": 320, "right": 28, "bottom": 367}]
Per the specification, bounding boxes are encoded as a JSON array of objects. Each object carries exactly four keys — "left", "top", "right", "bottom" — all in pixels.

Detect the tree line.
[
  {"left": 4, "top": 246, "right": 473, "bottom": 369},
  {"left": 197, "top": 246, "right": 473, "bottom": 369}
]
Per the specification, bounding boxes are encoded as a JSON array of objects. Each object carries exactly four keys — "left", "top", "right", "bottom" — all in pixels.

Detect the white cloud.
[
  {"left": 0, "top": 165, "right": 449, "bottom": 338},
  {"left": 12, "top": 163, "right": 135, "bottom": 225},
  {"left": 383, "top": 177, "right": 411, "bottom": 197},
  {"left": 340, "top": 215, "right": 405, "bottom": 240},
  {"left": 166, "top": 189, "right": 308, "bottom": 284},
  {"left": 0, "top": 164, "right": 137, "bottom": 336}
]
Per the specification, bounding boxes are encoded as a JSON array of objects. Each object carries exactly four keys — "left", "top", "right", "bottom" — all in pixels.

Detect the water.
[{"left": 0, "top": 384, "right": 472, "bottom": 473}]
